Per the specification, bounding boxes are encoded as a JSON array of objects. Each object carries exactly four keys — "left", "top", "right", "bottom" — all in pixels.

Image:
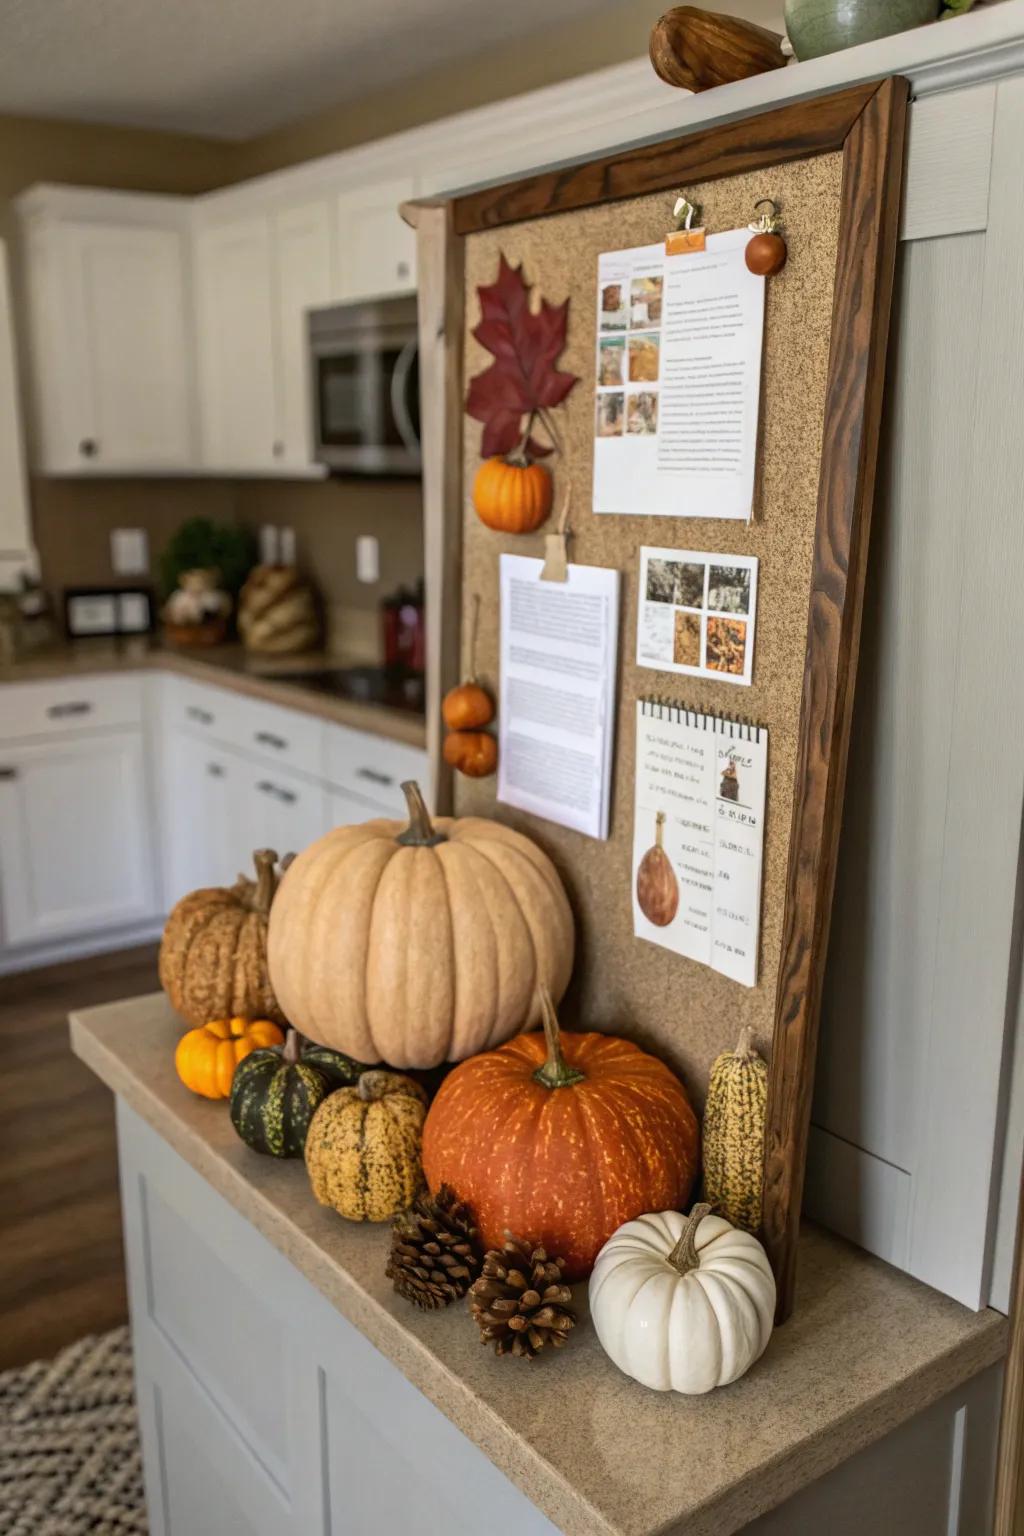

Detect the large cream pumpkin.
[{"left": 267, "top": 782, "right": 574, "bottom": 1069}]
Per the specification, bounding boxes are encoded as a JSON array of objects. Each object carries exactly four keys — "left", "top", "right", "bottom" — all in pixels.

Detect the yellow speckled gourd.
[
  {"left": 702, "top": 1026, "right": 767, "bottom": 1233},
  {"left": 305, "top": 1070, "right": 428, "bottom": 1222}
]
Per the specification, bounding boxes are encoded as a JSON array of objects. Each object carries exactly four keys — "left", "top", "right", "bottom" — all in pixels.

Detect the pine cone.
[
  {"left": 469, "top": 1234, "right": 576, "bottom": 1359},
  {"left": 386, "top": 1185, "right": 483, "bottom": 1310}
]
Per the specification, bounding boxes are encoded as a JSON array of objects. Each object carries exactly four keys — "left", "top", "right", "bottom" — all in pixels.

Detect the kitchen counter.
[
  {"left": 71, "top": 992, "right": 1008, "bottom": 1536},
  {"left": 0, "top": 638, "right": 427, "bottom": 748}
]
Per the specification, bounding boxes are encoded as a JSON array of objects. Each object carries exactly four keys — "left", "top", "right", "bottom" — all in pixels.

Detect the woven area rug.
[{"left": 0, "top": 1326, "right": 146, "bottom": 1535}]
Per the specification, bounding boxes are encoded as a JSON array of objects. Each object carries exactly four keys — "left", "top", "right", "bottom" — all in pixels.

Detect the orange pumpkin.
[
  {"left": 442, "top": 680, "right": 494, "bottom": 731},
  {"left": 443, "top": 730, "right": 497, "bottom": 778},
  {"left": 175, "top": 1016, "right": 285, "bottom": 1100},
  {"left": 473, "top": 455, "right": 553, "bottom": 534},
  {"left": 421, "top": 989, "right": 699, "bottom": 1280}
]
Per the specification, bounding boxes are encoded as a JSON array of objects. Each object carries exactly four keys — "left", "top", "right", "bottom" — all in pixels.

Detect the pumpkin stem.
[
  {"left": 396, "top": 782, "right": 447, "bottom": 847},
  {"left": 283, "top": 1028, "right": 300, "bottom": 1066},
  {"left": 733, "top": 1026, "right": 758, "bottom": 1060},
  {"left": 357, "top": 1069, "right": 428, "bottom": 1106},
  {"left": 251, "top": 849, "right": 279, "bottom": 916},
  {"left": 667, "top": 1203, "right": 712, "bottom": 1277},
  {"left": 655, "top": 811, "right": 666, "bottom": 848},
  {"left": 533, "top": 986, "right": 586, "bottom": 1090}
]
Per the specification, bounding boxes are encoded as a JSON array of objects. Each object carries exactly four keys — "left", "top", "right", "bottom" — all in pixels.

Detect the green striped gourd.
[
  {"left": 229, "top": 1028, "right": 364, "bottom": 1158},
  {"left": 702, "top": 1026, "right": 767, "bottom": 1233}
]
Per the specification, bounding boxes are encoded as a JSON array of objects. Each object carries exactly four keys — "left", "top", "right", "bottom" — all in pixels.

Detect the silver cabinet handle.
[
  {"left": 186, "top": 705, "right": 214, "bottom": 726},
  {"left": 256, "top": 780, "right": 296, "bottom": 805},
  {"left": 206, "top": 762, "right": 225, "bottom": 778},
  {"left": 255, "top": 730, "right": 288, "bottom": 750},
  {"left": 0, "top": 766, "right": 17, "bottom": 780},
  {"left": 356, "top": 766, "right": 393, "bottom": 787},
  {"left": 47, "top": 700, "right": 92, "bottom": 718}
]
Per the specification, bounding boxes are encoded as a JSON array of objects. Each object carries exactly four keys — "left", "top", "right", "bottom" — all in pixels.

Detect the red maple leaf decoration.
[{"left": 465, "top": 255, "right": 579, "bottom": 459}]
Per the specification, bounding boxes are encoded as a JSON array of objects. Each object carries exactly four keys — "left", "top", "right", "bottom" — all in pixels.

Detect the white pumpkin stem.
[
  {"left": 655, "top": 811, "right": 666, "bottom": 848},
  {"left": 250, "top": 849, "right": 279, "bottom": 916},
  {"left": 533, "top": 986, "right": 586, "bottom": 1090},
  {"left": 396, "top": 782, "right": 447, "bottom": 848},
  {"left": 668, "top": 1203, "right": 712, "bottom": 1277},
  {"left": 282, "top": 1028, "right": 300, "bottom": 1066}
]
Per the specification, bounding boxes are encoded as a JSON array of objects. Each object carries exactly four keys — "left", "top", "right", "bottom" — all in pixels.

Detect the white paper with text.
[
  {"left": 594, "top": 229, "right": 765, "bottom": 519},
  {"left": 632, "top": 702, "right": 767, "bottom": 986},
  {"left": 498, "top": 555, "right": 619, "bottom": 839}
]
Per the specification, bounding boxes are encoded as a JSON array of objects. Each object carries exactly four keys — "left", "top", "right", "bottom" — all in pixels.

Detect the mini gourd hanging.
[
  {"left": 702, "top": 1026, "right": 768, "bottom": 1232},
  {"left": 589, "top": 1204, "right": 775, "bottom": 1394},
  {"left": 745, "top": 199, "right": 787, "bottom": 276},
  {"left": 442, "top": 594, "right": 497, "bottom": 777},
  {"left": 636, "top": 812, "right": 679, "bottom": 927}
]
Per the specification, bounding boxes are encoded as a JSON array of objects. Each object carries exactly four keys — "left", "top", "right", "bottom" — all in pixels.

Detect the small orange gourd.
[
  {"left": 745, "top": 199, "right": 787, "bottom": 277},
  {"left": 442, "top": 681, "right": 494, "bottom": 731},
  {"left": 443, "top": 730, "right": 498, "bottom": 778},
  {"left": 473, "top": 455, "right": 553, "bottom": 534},
  {"left": 175, "top": 1016, "right": 285, "bottom": 1100}
]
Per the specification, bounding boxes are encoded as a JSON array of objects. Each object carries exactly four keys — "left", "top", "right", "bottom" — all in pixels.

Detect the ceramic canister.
[{"left": 784, "top": 0, "right": 939, "bottom": 60}]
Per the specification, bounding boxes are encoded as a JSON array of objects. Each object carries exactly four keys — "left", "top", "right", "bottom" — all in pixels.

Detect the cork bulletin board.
[{"left": 409, "top": 79, "right": 908, "bottom": 1318}]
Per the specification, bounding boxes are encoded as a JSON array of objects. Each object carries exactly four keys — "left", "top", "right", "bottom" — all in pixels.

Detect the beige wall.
[{"left": 234, "top": 0, "right": 785, "bottom": 176}]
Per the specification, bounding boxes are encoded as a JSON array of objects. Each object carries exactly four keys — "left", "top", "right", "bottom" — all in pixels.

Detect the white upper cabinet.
[
  {"left": 334, "top": 177, "right": 417, "bottom": 302},
  {"left": 0, "top": 241, "right": 34, "bottom": 588},
  {"left": 194, "top": 216, "right": 279, "bottom": 473},
  {"left": 17, "top": 188, "right": 195, "bottom": 475},
  {"left": 271, "top": 199, "right": 334, "bottom": 471}
]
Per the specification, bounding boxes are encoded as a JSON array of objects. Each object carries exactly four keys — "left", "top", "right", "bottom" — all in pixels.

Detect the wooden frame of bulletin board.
[{"left": 406, "top": 77, "right": 908, "bottom": 1320}]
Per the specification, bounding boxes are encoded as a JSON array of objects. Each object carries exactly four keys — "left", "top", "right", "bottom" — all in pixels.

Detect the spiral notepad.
[{"left": 632, "top": 699, "right": 768, "bottom": 987}]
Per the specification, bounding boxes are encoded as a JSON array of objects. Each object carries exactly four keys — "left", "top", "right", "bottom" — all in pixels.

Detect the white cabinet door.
[
  {"left": 231, "top": 762, "right": 327, "bottom": 870},
  {"left": 272, "top": 200, "right": 334, "bottom": 471},
  {"left": 59, "top": 221, "right": 193, "bottom": 471},
  {"left": 161, "top": 729, "right": 239, "bottom": 909},
  {"left": 194, "top": 217, "right": 279, "bottom": 471},
  {"left": 0, "top": 241, "right": 33, "bottom": 586},
  {"left": 0, "top": 732, "right": 157, "bottom": 947},
  {"left": 334, "top": 178, "right": 417, "bottom": 302}
]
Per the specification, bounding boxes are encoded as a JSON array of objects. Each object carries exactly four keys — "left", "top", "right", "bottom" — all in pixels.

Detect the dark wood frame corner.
[{"left": 405, "top": 76, "right": 909, "bottom": 1321}]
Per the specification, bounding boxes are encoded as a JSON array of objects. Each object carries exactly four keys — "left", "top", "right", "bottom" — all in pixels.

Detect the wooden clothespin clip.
[
  {"left": 540, "top": 486, "right": 572, "bottom": 583},
  {"left": 666, "top": 193, "right": 706, "bottom": 255}
]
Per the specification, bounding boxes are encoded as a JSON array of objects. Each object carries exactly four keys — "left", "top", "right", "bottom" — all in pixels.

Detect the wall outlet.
[
  {"left": 111, "top": 527, "right": 149, "bottom": 577},
  {"left": 356, "top": 534, "right": 380, "bottom": 584}
]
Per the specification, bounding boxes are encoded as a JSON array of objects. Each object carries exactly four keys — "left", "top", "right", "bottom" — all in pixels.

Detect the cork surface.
[
  {"left": 458, "top": 153, "right": 844, "bottom": 1101},
  {"left": 0, "top": 640, "right": 427, "bottom": 747},
  {"left": 72, "top": 994, "right": 1007, "bottom": 1536}
]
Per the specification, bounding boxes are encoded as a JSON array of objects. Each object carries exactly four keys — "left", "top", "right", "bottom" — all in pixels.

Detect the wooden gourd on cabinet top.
[
  {"left": 305, "top": 1069, "right": 428, "bottom": 1222},
  {"left": 648, "top": 6, "right": 787, "bottom": 91},
  {"left": 159, "top": 849, "right": 285, "bottom": 1029},
  {"left": 267, "top": 782, "right": 574, "bottom": 1069},
  {"left": 702, "top": 1026, "right": 768, "bottom": 1233},
  {"left": 421, "top": 988, "right": 700, "bottom": 1279}
]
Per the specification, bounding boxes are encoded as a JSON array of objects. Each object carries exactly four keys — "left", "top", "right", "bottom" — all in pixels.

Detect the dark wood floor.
[{"left": 0, "top": 943, "right": 160, "bottom": 1370}]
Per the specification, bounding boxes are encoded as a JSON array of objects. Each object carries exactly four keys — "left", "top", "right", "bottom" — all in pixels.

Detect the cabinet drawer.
[
  {"left": 324, "top": 723, "right": 427, "bottom": 814},
  {"left": 163, "top": 675, "right": 237, "bottom": 741},
  {"left": 0, "top": 673, "right": 144, "bottom": 741},
  {"left": 233, "top": 693, "right": 323, "bottom": 775}
]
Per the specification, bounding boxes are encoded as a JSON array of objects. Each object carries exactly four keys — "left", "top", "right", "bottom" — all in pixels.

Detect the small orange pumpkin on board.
[
  {"left": 443, "top": 595, "right": 498, "bottom": 778},
  {"left": 745, "top": 198, "right": 787, "bottom": 277},
  {"left": 637, "top": 811, "right": 680, "bottom": 927},
  {"left": 473, "top": 454, "right": 553, "bottom": 535}
]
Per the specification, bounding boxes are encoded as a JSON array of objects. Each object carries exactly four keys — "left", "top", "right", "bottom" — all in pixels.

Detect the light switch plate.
[
  {"left": 356, "top": 534, "right": 380, "bottom": 584},
  {"left": 111, "top": 527, "right": 149, "bottom": 576}
]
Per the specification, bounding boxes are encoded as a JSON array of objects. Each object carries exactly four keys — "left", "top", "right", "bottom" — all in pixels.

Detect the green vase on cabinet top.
[{"left": 784, "top": 0, "right": 939, "bottom": 59}]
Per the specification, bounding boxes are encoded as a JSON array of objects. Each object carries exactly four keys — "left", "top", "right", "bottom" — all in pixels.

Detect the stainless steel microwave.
[{"left": 309, "top": 295, "right": 421, "bottom": 476}]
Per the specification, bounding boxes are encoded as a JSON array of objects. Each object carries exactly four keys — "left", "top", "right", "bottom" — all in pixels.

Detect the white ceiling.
[{"left": 0, "top": 0, "right": 631, "bottom": 140}]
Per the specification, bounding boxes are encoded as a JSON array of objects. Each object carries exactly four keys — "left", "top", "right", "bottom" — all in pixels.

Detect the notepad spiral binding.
[{"left": 639, "top": 695, "right": 765, "bottom": 743}]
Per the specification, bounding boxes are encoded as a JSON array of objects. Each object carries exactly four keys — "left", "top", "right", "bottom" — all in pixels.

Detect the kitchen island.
[{"left": 72, "top": 994, "right": 1007, "bottom": 1536}]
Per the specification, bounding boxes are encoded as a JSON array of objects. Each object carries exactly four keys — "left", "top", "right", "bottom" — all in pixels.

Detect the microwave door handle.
[{"left": 390, "top": 339, "right": 419, "bottom": 454}]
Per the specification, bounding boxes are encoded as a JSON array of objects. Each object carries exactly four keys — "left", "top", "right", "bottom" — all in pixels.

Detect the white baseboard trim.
[{"left": 0, "top": 918, "right": 165, "bottom": 977}]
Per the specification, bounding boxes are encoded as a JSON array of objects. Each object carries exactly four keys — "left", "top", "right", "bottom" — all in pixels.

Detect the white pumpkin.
[{"left": 589, "top": 1204, "right": 775, "bottom": 1394}]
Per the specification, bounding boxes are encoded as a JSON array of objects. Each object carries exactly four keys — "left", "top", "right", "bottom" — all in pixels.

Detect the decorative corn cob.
[{"left": 702, "top": 1026, "right": 767, "bottom": 1233}]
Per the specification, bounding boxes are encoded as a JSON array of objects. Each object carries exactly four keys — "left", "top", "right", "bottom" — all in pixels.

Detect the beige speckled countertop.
[
  {"left": 0, "top": 638, "right": 427, "bottom": 748},
  {"left": 71, "top": 993, "right": 1007, "bottom": 1536}
]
